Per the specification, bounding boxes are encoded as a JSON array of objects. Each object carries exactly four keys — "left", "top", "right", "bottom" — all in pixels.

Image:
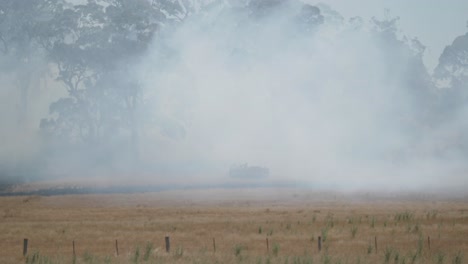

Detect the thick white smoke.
[
  {"left": 128, "top": 2, "right": 467, "bottom": 192},
  {"left": 1, "top": 1, "right": 467, "bottom": 194}
]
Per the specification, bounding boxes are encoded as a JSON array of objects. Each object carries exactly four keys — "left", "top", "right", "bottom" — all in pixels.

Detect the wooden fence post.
[
  {"left": 165, "top": 236, "right": 170, "bottom": 253},
  {"left": 115, "top": 240, "right": 119, "bottom": 256},
  {"left": 23, "top": 238, "right": 28, "bottom": 256},
  {"left": 318, "top": 236, "right": 322, "bottom": 252},
  {"left": 73, "top": 240, "right": 76, "bottom": 257},
  {"left": 266, "top": 238, "right": 269, "bottom": 253},
  {"left": 213, "top": 238, "right": 216, "bottom": 253},
  {"left": 375, "top": 236, "right": 378, "bottom": 253},
  {"left": 428, "top": 236, "right": 431, "bottom": 250}
]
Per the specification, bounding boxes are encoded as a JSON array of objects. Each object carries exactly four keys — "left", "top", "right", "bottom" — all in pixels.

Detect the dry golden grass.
[{"left": 0, "top": 188, "right": 467, "bottom": 263}]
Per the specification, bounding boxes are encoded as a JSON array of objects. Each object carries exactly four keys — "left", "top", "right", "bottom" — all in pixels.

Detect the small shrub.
[
  {"left": 104, "top": 256, "right": 112, "bottom": 264},
  {"left": 410, "top": 251, "right": 418, "bottom": 264},
  {"left": 427, "top": 210, "right": 438, "bottom": 220},
  {"left": 292, "top": 256, "right": 301, "bottom": 264},
  {"left": 83, "top": 251, "right": 96, "bottom": 264},
  {"left": 259, "top": 226, "right": 263, "bottom": 234},
  {"left": 351, "top": 226, "right": 358, "bottom": 239},
  {"left": 143, "top": 242, "right": 153, "bottom": 261},
  {"left": 367, "top": 244, "right": 373, "bottom": 254},
  {"left": 256, "top": 256, "right": 263, "bottom": 264},
  {"left": 133, "top": 246, "right": 140, "bottom": 264},
  {"left": 400, "top": 256, "right": 407, "bottom": 264},
  {"left": 322, "top": 254, "right": 331, "bottom": 264},
  {"left": 452, "top": 251, "right": 463, "bottom": 264},
  {"left": 394, "top": 251, "right": 399, "bottom": 263},
  {"left": 436, "top": 252, "right": 445, "bottom": 264},
  {"left": 395, "top": 211, "right": 413, "bottom": 222},
  {"left": 272, "top": 243, "right": 280, "bottom": 257},
  {"left": 25, "top": 252, "right": 40, "bottom": 264},
  {"left": 325, "top": 213, "right": 334, "bottom": 228},
  {"left": 175, "top": 246, "right": 184, "bottom": 258},
  {"left": 384, "top": 247, "right": 393, "bottom": 263},
  {"left": 234, "top": 244, "right": 244, "bottom": 257},
  {"left": 25, "top": 252, "right": 52, "bottom": 264},
  {"left": 417, "top": 236, "right": 423, "bottom": 256},
  {"left": 321, "top": 227, "right": 329, "bottom": 242}
]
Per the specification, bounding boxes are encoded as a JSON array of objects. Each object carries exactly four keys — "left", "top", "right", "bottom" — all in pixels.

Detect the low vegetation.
[{"left": 0, "top": 190, "right": 467, "bottom": 263}]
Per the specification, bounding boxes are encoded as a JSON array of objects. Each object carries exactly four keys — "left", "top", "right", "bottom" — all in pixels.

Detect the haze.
[{"left": 0, "top": 0, "right": 467, "bottom": 195}]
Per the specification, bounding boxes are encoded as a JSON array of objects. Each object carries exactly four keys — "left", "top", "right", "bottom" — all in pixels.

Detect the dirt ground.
[{"left": 1, "top": 188, "right": 467, "bottom": 263}]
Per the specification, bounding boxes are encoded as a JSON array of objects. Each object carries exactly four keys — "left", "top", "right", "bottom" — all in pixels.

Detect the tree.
[
  {"left": 40, "top": 0, "right": 165, "bottom": 149},
  {"left": 371, "top": 12, "right": 435, "bottom": 120},
  {"left": 434, "top": 32, "right": 468, "bottom": 107},
  {"left": 295, "top": 4, "right": 324, "bottom": 32},
  {"left": 0, "top": 0, "right": 61, "bottom": 123}
]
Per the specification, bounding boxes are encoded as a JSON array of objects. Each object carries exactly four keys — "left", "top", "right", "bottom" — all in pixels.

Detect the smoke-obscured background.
[{"left": 1, "top": 0, "right": 467, "bottom": 193}]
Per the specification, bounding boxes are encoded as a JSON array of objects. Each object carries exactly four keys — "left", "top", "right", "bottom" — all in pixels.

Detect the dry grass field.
[{"left": 0, "top": 188, "right": 467, "bottom": 264}]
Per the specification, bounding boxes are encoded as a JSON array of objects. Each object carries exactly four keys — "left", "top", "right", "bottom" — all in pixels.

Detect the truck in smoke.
[{"left": 229, "top": 164, "right": 269, "bottom": 179}]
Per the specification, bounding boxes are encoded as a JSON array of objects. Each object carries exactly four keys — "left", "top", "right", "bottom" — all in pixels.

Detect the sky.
[{"left": 310, "top": 0, "right": 468, "bottom": 71}]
